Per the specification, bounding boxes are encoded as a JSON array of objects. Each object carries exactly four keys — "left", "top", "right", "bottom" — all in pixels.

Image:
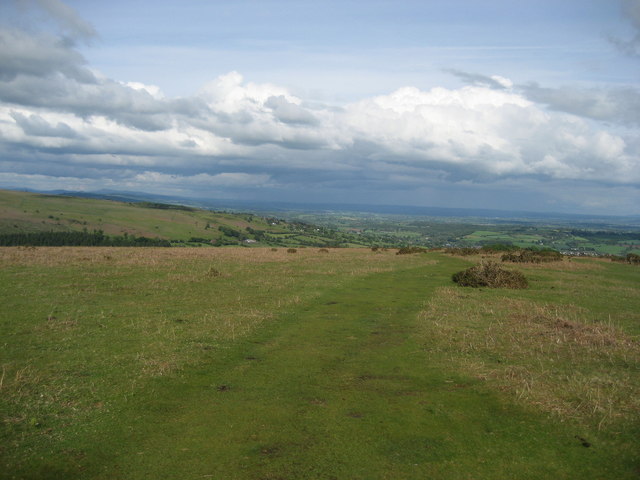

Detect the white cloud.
[
  {"left": 338, "top": 83, "right": 637, "bottom": 183},
  {"left": 491, "top": 75, "right": 513, "bottom": 89},
  {"left": 123, "top": 81, "right": 164, "bottom": 99},
  {"left": 198, "top": 71, "right": 294, "bottom": 114},
  {"left": 1, "top": 67, "right": 638, "bottom": 188}
]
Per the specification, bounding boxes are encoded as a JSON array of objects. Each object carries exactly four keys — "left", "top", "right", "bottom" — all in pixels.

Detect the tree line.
[{"left": 0, "top": 230, "right": 171, "bottom": 247}]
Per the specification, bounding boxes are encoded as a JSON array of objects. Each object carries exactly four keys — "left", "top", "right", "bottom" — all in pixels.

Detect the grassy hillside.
[
  {"left": 1, "top": 247, "right": 638, "bottom": 478},
  {"left": 0, "top": 189, "right": 367, "bottom": 247}
]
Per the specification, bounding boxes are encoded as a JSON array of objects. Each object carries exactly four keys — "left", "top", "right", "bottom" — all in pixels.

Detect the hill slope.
[
  {"left": 1, "top": 248, "right": 638, "bottom": 478},
  {"left": 0, "top": 189, "right": 367, "bottom": 247}
]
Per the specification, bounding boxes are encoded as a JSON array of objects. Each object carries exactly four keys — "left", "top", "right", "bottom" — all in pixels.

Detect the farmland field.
[
  {"left": 276, "top": 209, "right": 640, "bottom": 256},
  {"left": 1, "top": 247, "right": 639, "bottom": 479}
]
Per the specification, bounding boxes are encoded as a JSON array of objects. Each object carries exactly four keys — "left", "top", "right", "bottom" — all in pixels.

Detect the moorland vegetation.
[{"left": 1, "top": 245, "right": 638, "bottom": 479}]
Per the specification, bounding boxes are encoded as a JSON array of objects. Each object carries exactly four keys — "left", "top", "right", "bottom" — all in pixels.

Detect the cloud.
[
  {"left": 0, "top": 1, "right": 638, "bottom": 215},
  {"left": 28, "top": 0, "right": 97, "bottom": 41},
  {"left": 448, "top": 69, "right": 640, "bottom": 127},
  {"left": 339, "top": 84, "right": 637, "bottom": 184},
  {"left": 7, "top": 0, "right": 97, "bottom": 44},
  {"left": 610, "top": 0, "right": 640, "bottom": 56},
  {"left": 10, "top": 111, "right": 77, "bottom": 138},
  {"left": 1, "top": 65, "right": 637, "bottom": 191},
  {"left": 132, "top": 171, "right": 272, "bottom": 188},
  {"left": 521, "top": 83, "right": 640, "bottom": 127},
  {"left": 194, "top": 72, "right": 333, "bottom": 150},
  {"left": 264, "top": 95, "right": 319, "bottom": 125},
  {"left": 0, "top": 28, "right": 93, "bottom": 81},
  {"left": 0, "top": 38, "right": 201, "bottom": 132},
  {"left": 446, "top": 69, "right": 513, "bottom": 90}
]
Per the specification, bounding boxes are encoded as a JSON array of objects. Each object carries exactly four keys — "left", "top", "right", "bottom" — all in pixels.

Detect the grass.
[
  {"left": 464, "top": 230, "right": 546, "bottom": 249},
  {"left": 420, "top": 289, "right": 640, "bottom": 427},
  {"left": 0, "top": 190, "right": 299, "bottom": 245},
  {"left": 1, "top": 247, "right": 639, "bottom": 478}
]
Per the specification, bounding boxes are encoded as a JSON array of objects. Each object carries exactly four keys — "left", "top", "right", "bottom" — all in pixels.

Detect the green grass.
[
  {"left": 0, "top": 190, "right": 320, "bottom": 246},
  {"left": 1, "top": 248, "right": 639, "bottom": 478}
]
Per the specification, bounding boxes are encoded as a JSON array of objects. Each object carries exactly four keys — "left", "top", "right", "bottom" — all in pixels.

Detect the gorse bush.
[
  {"left": 287, "top": 248, "right": 297, "bottom": 254},
  {"left": 452, "top": 261, "right": 528, "bottom": 289}
]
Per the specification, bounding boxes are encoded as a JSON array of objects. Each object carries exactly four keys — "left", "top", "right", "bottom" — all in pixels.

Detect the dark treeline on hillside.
[
  {"left": 569, "top": 230, "right": 640, "bottom": 240},
  {"left": 0, "top": 230, "right": 171, "bottom": 247},
  {"left": 137, "top": 202, "right": 195, "bottom": 212}
]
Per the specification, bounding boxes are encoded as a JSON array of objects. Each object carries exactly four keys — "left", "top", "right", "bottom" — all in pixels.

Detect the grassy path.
[{"left": 83, "top": 258, "right": 623, "bottom": 480}]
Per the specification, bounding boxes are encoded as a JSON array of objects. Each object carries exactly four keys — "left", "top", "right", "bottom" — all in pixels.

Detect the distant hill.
[{"left": 0, "top": 189, "right": 368, "bottom": 248}]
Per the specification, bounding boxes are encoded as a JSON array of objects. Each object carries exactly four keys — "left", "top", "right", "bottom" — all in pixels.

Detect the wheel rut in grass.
[
  {"left": 118, "top": 263, "right": 446, "bottom": 476},
  {"left": 115, "top": 259, "right": 612, "bottom": 479}
]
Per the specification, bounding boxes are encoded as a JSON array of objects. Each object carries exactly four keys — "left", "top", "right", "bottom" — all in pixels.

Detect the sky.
[{"left": 0, "top": 0, "right": 639, "bottom": 215}]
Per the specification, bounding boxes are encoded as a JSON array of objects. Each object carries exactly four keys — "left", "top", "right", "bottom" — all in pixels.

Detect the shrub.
[
  {"left": 318, "top": 248, "right": 329, "bottom": 253},
  {"left": 480, "top": 243, "right": 519, "bottom": 253},
  {"left": 396, "top": 246, "right": 427, "bottom": 255},
  {"left": 626, "top": 253, "right": 640, "bottom": 265},
  {"left": 501, "top": 249, "right": 563, "bottom": 264},
  {"left": 206, "top": 266, "right": 222, "bottom": 277},
  {"left": 444, "top": 247, "right": 478, "bottom": 256},
  {"left": 218, "top": 225, "right": 243, "bottom": 239},
  {"left": 452, "top": 261, "right": 528, "bottom": 289},
  {"left": 287, "top": 248, "right": 297, "bottom": 254}
]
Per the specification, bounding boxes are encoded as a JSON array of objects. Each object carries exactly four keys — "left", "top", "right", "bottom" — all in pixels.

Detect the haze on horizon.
[{"left": 0, "top": 0, "right": 638, "bottom": 215}]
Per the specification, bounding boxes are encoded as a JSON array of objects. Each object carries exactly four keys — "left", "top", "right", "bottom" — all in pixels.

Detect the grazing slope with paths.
[
  {"left": 1, "top": 248, "right": 638, "bottom": 479},
  {"left": 90, "top": 261, "right": 634, "bottom": 479}
]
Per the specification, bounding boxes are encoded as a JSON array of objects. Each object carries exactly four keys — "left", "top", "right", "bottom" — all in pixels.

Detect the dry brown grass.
[
  {"left": 0, "top": 246, "right": 414, "bottom": 268},
  {"left": 419, "top": 287, "right": 640, "bottom": 427},
  {"left": 138, "top": 354, "right": 180, "bottom": 377}
]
